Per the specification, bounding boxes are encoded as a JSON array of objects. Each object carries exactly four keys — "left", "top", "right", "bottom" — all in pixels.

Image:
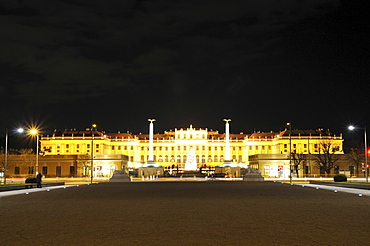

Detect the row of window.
[
  {"left": 139, "top": 155, "right": 243, "bottom": 163},
  {"left": 14, "top": 166, "right": 75, "bottom": 176}
]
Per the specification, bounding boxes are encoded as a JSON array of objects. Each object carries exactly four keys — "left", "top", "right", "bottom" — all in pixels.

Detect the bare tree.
[
  {"left": 291, "top": 151, "right": 305, "bottom": 178},
  {"left": 17, "top": 149, "right": 36, "bottom": 175},
  {"left": 77, "top": 154, "right": 91, "bottom": 177},
  {"left": 347, "top": 148, "right": 363, "bottom": 176},
  {"left": 312, "top": 140, "right": 340, "bottom": 176}
]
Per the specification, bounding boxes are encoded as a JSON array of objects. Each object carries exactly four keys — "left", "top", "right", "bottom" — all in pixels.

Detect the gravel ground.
[{"left": 1, "top": 181, "right": 369, "bottom": 246}]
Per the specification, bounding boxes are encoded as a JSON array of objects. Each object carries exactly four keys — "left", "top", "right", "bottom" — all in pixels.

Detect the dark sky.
[{"left": 0, "top": 0, "right": 368, "bottom": 137}]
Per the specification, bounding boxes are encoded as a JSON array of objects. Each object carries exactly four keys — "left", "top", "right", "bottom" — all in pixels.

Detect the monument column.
[
  {"left": 148, "top": 119, "right": 155, "bottom": 164},
  {"left": 139, "top": 119, "right": 163, "bottom": 178},
  {"left": 224, "top": 119, "right": 231, "bottom": 162}
]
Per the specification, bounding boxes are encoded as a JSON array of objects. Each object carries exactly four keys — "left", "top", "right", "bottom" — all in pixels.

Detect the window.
[
  {"left": 66, "top": 144, "right": 69, "bottom": 148},
  {"left": 255, "top": 146, "right": 259, "bottom": 150},
  {"left": 70, "top": 166, "right": 75, "bottom": 177},
  {"left": 77, "top": 144, "right": 80, "bottom": 148},
  {"left": 220, "top": 147, "right": 223, "bottom": 151},
  {"left": 124, "top": 146, "right": 127, "bottom": 150},
  {"left": 28, "top": 166, "right": 34, "bottom": 175},
  {"left": 42, "top": 166, "right": 48, "bottom": 176},
  {"left": 304, "top": 144, "right": 307, "bottom": 148},
  {"left": 284, "top": 144, "right": 287, "bottom": 148},
  {"left": 264, "top": 166, "right": 270, "bottom": 176},
  {"left": 112, "top": 146, "right": 115, "bottom": 150},
  {"left": 293, "top": 144, "right": 297, "bottom": 148},
  {"left": 249, "top": 146, "right": 252, "bottom": 150},
  {"left": 118, "top": 146, "right": 121, "bottom": 150},
  {"left": 96, "top": 144, "right": 99, "bottom": 149},
  {"left": 56, "top": 166, "right": 61, "bottom": 177},
  {"left": 87, "top": 144, "right": 90, "bottom": 148},
  {"left": 178, "top": 146, "right": 181, "bottom": 151},
  {"left": 14, "top": 167, "right": 20, "bottom": 175}
]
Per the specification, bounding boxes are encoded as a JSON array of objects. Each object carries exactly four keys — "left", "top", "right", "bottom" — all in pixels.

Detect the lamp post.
[
  {"left": 348, "top": 125, "right": 368, "bottom": 182},
  {"left": 3, "top": 129, "right": 9, "bottom": 185},
  {"left": 287, "top": 122, "right": 292, "bottom": 183},
  {"left": 91, "top": 124, "right": 97, "bottom": 184},
  {"left": 3, "top": 128, "right": 25, "bottom": 184},
  {"left": 30, "top": 129, "right": 39, "bottom": 175}
]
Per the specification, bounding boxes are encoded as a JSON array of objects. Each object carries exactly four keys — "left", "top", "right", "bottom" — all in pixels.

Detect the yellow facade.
[{"left": 40, "top": 126, "right": 344, "bottom": 172}]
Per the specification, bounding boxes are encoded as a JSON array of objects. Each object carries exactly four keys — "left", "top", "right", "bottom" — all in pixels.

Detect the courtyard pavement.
[{"left": 1, "top": 181, "right": 369, "bottom": 245}]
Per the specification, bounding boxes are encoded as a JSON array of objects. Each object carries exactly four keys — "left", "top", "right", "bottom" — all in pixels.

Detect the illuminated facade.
[{"left": 37, "top": 125, "right": 344, "bottom": 178}]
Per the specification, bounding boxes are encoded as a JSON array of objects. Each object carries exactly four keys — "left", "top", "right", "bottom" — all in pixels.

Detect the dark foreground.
[{"left": 1, "top": 182, "right": 369, "bottom": 246}]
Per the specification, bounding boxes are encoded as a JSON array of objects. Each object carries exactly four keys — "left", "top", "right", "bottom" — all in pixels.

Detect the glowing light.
[
  {"left": 30, "top": 129, "right": 38, "bottom": 135},
  {"left": 348, "top": 125, "right": 355, "bottom": 131}
]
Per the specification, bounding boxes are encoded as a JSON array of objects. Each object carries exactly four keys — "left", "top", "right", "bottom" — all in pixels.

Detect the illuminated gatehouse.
[{"left": 38, "top": 124, "right": 344, "bottom": 178}]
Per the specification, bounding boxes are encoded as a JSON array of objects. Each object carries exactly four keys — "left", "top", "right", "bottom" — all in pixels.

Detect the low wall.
[
  {"left": 0, "top": 182, "right": 65, "bottom": 192},
  {"left": 309, "top": 181, "right": 370, "bottom": 190}
]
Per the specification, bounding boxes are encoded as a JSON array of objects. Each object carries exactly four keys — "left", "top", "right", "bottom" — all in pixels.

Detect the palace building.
[{"left": 32, "top": 123, "right": 345, "bottom": 179}]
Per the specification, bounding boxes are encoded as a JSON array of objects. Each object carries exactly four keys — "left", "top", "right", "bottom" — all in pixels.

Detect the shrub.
[
  {"left": 334, "top": 174, "right": 347, "bottom": 182},
  {"left": 25, "top": 177, "right": 37, "bottom": 183}
]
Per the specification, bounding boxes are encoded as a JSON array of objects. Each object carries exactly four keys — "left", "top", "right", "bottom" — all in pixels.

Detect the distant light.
[
  {"left": 359, "top": 194, "right": 363, "bottom": 197},
  {"left": 348, "top": 125, "right": 355, "bottom": 131},
  {"left": 30, "top": 129, "right": 38, "bottom": 135},
  {"left": 17, "top": 128, "right": 24, "bottom": 133}
]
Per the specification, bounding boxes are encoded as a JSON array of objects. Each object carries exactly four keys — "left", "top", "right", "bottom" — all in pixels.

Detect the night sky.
[{"left": 0, "top": 0, "right": 368, "bottom": 138}]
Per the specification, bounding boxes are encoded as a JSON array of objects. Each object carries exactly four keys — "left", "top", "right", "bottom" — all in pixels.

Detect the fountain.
[{"left": 184, "top": 147, "right": 197, "bottom": 171}]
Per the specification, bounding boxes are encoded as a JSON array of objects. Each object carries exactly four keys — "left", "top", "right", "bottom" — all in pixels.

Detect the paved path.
[{"left": 1, "top": 181, "right": 369, "bottom": 246}]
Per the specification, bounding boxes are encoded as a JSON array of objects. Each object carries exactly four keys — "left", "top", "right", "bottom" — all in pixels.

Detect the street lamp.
[
  {"left": 2, "top": 128, "right": 24, "bottom": 184},
  {"left": 348, "top": 125, "right": 368, "bottom": 182},
  {"left": 287, "top": 122, "right": 292, "bottom": 183},
  {"left": 29, "top": 128, "right": 39, "bottom": 175},
  {"left": 91, "top": 124, "right": 97, "bottom": 184}
]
